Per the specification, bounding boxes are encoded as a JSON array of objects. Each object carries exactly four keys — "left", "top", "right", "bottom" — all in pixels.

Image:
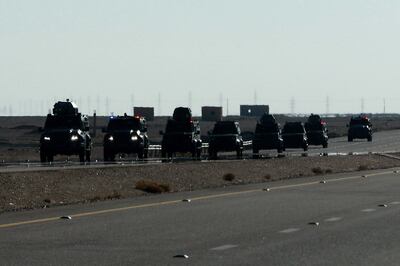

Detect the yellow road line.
[{"left": 0, "top": 169, "right": 396, "bottom": 229}]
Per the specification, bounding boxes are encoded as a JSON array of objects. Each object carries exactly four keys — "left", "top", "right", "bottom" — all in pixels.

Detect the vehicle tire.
[
  {"left": 40, "top": 151, "right": 46, "bottom": 163},
  {"left": 348, "top": 136, "right": 353, "bottom": 142},
  {"left": 143, "top": 148, "right": 148, "bottom": 159},
  {"left": 196, "top": 148, "right": 202, "bottom": 159},
  {"left": 237, "top": 149, "right": 243, "bottom": 159},
  {"left": 79, "top": 150, "right": 85, "bottom": 163},
  {"left": 367, "top": 135, "right": 372, "bottom": 142},
  {"left": 323, "top": 141, "right": 328, "bottom": 148},
  {"left": 161, "top": 149, "right": 166, "bottom": 158},
  {"left": 303, "top": 144, "right": 308, "bottom": 151},
  {"left": 85, "top": 150, "right": 91, "bottom": 162},
  {"left": 138, "top": 149, "right": 144, "bottom": 159},
  {"left": 47, "top": 154, "right": 54, "bottom": 162}
]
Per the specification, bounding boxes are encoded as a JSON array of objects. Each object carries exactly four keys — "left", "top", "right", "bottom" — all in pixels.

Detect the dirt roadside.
[{"left": 1, "top": 154, "right": 400, "bottom": 213}]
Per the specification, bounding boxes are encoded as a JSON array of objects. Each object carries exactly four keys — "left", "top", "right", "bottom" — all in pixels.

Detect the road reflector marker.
[
  {"left": 308, "top": 222, "right": 319, "bottom": 226},
  {"left": 378, "top": 204, "right": 388, "bottom": 208},
  {"left": 60, "top": 216, "right": 71, "bottom": 220},
  {"left": 182, "top": 199, "right": 191, "bottom": 202},
  {"left": 173, "top": 254, "right": 189, "bottom": 259}
]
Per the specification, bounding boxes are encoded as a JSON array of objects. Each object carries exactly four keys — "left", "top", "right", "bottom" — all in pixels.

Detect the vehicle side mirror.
[{"left": 159, "top": 130, "right": 164, "bottom": 135}]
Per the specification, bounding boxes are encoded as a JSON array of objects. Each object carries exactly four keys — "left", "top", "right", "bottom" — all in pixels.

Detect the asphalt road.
[{"left": 1, "top": 168, "right": 400, "bottom": 265}]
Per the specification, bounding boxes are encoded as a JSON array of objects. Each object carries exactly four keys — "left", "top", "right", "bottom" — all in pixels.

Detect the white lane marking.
[
  {"left": 389, "top": 201, "right": 400, "bottom": 205},
  {"left": 279, "top": 228, "right": 300, "bottom": 234},
  {"left": 361, "top": 208, "right": 376, "bottom": 212},
  {"left": 324, "top": 217, "right": 343, "bottom": 222},
  {"left": 210, "top": 244, "right": 238, "bottom": 251}
]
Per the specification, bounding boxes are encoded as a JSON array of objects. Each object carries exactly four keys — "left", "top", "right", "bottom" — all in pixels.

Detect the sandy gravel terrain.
[{"left": 1, "top": 154, "right": 400, "bottom": 213}]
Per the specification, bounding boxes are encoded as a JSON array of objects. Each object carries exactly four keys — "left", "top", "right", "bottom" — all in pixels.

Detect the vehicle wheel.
[
  {"left": 196, "top": 148, "right": 202, "bottom": 159},
  {"left": 167, "top": 152, "right": 173, "bottom": 158},
  {"left": 161, "top": 149, "right": 166, "bottom": 158},
  {"left": 303, "top": 144, "right": 308, "bottom": 151},
  {"left": 85, "top": 150, "right": 91, "bottom": 162},
  {"left": 348, "top": 136, "right": 353, "bottom": 142},
  {"left": 47, "top": 154, "right": 54, "bottom": 162},
  {"left": 40, "top": 151, "right": 46, "bottom": 163},
  {"left": 236, "top": 149, "right": 243, "bottom": 159},
  {"left": 143, "top": 148, "right": 148, "bottom": 159},
  {"left": 367, "top": 135, "right": 372, "bottom": 142},
  {"left": 323, "top": 142, "right": 328, "bottom": 148},
  {"left": 79, "top": 150, "right": 85, "bottom": 163},
  {"left": 138, "top": 149, "right": 144, "bottom": 159}
]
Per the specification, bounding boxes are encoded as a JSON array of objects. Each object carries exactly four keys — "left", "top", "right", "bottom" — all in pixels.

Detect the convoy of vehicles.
[
  {"left": 252, "top": 113, "right": 284, "bottom": 156},
  {"left": 37, "top": 102, "right": 376, "bottom": 163},
  {"left": 103, "top": 114, "right": 149, "bottom": 161},
  {"left": 282, "top": 122, "right": 309, "bottom": 151},
  {"left": 39, "top": 100, "right": 92, "bottom": 163},
  {"left": 347, "top": 115, "right": 372, "bottom": 142},
  {"left": 160, "top": 107, "right": 202, "bottom": 159},
  {"left": 208, "top": 121, "right": 244, "bottom": 159},
  {"left": 305, "top": 114, "right": 328, "bottom": 148}
]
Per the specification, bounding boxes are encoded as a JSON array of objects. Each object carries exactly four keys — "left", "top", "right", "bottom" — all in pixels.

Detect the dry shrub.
[
  {"left": 223, "top": 173, "right": 235, "bottom": 181},
  {"left": 311, "top": 167, "right": 324, "bottom": 175},
  {"left": 135, "top": 180, "right": 170, "bottom": 193},
  {"left": 358, "top": 165, "right": 369, "bottom": 171},
  {"left": 325, "top": 169, "right": 333, "bottom": 174}
]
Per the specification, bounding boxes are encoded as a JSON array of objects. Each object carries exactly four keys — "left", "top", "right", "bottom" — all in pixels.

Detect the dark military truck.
[
  {"left": 252, "top": 114, "right": 284, "bottom": 156},
  {"left": 208, "top": 121, "right": 243, "bottom": 159},
  {"left": 103, "top": 114, "right": 149, "bottom": 161},
  {"left": 160, "top": 107, "right": 202, "bottom": 159},
  {"left": 305, "top": 114, "right": 328, "bottom": 148},
  {"left": 40, "top": 100, "right": 91, "bottom": 163},
  {"left": 347, "top": 115, "right": 372, "bottom": 142},
  {"left": 282, "top": 122, "right": 308, "bottom": 151}
]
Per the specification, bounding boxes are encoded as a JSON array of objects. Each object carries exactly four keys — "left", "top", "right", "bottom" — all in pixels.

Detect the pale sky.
[{"left": 1, "top": 0, "right": 400, "bottom": 116}]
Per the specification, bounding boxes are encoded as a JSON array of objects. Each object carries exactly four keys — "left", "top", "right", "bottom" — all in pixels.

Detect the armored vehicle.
[
  {"left": 208, "top": 121, "right": 243, "bottom": 159},
  {"left": 40, "top": 100, "right": 92, "bottom": 163},
  {"left": 103, "top": 114, "right": 149, "bottom": 161},
  {"left": 282, "top": 122, "right": 308, "bottom": 151},
  {"left": 305, "top": 114, "right": 328, "bottom": 148},
  {"left": 348, "top": 115, "right": 372, "bottom": 142},
  {"left": 160, "top": 107, "right": 202, "bottom": 159},
  {"left": 252, "top": 113, "right": 284, "bottom": 156}
]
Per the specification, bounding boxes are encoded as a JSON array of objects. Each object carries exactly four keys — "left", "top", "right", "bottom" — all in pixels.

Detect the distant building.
[
  {"left": 202, "top": 106, "right": 223, "bottom": 121},
  {"left": 240, "top": 105, "right": 269, "bottom": 117},
  {"left": 134, "top": 107, "right": 154, "bottom": 121}
]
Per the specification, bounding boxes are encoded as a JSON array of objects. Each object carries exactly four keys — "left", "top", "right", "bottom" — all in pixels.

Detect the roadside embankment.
[{"left": 1, "top": 154, "right": 400, "bottom": 213}]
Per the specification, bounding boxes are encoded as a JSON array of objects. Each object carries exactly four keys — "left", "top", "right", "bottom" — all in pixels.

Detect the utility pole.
[
  {"left": 105, "top": 96, "right": 110, "bottom": 116},
  {"left": 188, "top": 91, "right": 192, "bottom": 109},
  {"left": 383, "top": 98, "right": 386, "bottom": 114},
  {"left": 361, "top": 98, "right": 365, "bottom": 113},
  {"left": 326, "top": 96, "right": 330, "bottom": 115},
  {"left": 158, "top": 92, "right": 161, "bottom": 116},
  {"left": 290, "top": 97, "right": 295, "bottom": 115},
  {"left": 226, "top": 98, "right": 229, "bottom": 116}
]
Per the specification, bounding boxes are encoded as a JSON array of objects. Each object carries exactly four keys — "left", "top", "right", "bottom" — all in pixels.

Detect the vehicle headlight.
[
  {"left": 108, "top": 136, "right": 114, "bottom": 141},
  {"left": 137, "top": 130, "right": 141, "bottom": 135},
  {"left": 70, "top": 135, "right": 79, "bottom": 141},
  {"left": 131, "top": 136, "right": 138, "bottom": 141},
  {"left": 44, "top": 136, "right": 51, "bottom": 141}
]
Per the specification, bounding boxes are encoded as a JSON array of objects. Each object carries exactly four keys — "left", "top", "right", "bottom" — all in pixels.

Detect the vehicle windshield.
[
  {"left": 165, "top": 120, "right": 194, "bottom": 133},
  {"left": 350, "top": 118, "right": 371, "bottom": 126},
  {"left": 107, "top": 119, "right": 141, "bottom": 131},
  {"left": 256, "top": 123, "right": 279, "bottom": 133},
  {"left": 44, "top": 115, "right": 83, "bottom": 130},
  {"left": 283, "top": 123, "right": 304, "bottom": 134},
  {"left": 213, "top": 123, "right": 239, "bottom": 134}
]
